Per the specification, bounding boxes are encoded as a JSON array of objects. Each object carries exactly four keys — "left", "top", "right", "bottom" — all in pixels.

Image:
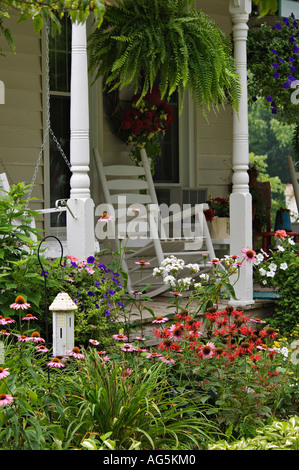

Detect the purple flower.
[
  {"left": 94, "top": 281, "right": 100, "bottom": 287},
  {"left": 41, "top": 270, "right": 49, "bottom": 278},
  {"left": 276, "top": 24, "right": 282, "bottom": 30},
  {"left": 71, "top": 262, "right": 78, "bottom": 268},
  {"left": 266, "top": 96, "right": 272, "bottom": 102},
  {"left": 273, "top": 63, "right": 279, "bottom": 69},
  {"left": 289, "top": 57, "right": 294, "bottom": 63},
  {"left": 289, "top": 36, "right": 296, "bottom": 43},
  {"left": 278, "top": 58, "right": 285, "bottom": 63},
  {"left": 118, "top": 302, "right": 124, "bottom": 308},
  {"left": 283, "top": 81, "right": 290, "bottom": 89},
  {"left": 288, "top": 75, "right": 296, "bottom": 82},
  {"left": 273, "top": 72, "right": 280, "bottom": 79},
  {"left": 290, "top": 65, "right": 297, "bottom": 73},
  {"left": 293, "top": 45, "right": 299, "bottom": 53},
  {"left": 87, "top": 291, "right": 95, "bottom": 297},
  {"left": 252, "top": 97, "right": 257, "bottom": 101},
  {"left": 108, "top": 290, "right": 115, "bottom": 295},
  {"left": 105, "top": 310, "right": 111, "bottom": 316},
  {"left": 272, "top": 108, "right": 277, "bottom": 114},
  {"left": 87, "top": 256, "right": 95, "bottom": 264},
  {"left": 271, "top": 49, "right": 277, "bottom": 54}
]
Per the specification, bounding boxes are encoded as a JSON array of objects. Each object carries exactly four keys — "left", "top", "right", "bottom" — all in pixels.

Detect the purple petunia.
[
  {"left": 266, "top": 96, "right": 272, "bottom": 102},
  {"left": 273, "top": 72, "right": 280, "bottom": 79},
  {"left": 293, "top": 45, "right": 299, "bottom": 53},
  {"left": 273, "top": 63, "right": 279, "bottom": 69},
  {"left": 283, "top": 81, "right": 290, "bottom": 89},
  {"left": 86, "top": 256, "right": 95, "bottom": 264}
]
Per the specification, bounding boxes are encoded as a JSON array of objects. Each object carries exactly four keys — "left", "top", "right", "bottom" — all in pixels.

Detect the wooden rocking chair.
[{"left": 93, "top": 148, "right": 217, "bottom": 296}]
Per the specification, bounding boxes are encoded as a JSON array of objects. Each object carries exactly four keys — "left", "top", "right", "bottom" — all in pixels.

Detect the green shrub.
[{"left": 209, "top": 416, "right": 299, "bottom": 450}]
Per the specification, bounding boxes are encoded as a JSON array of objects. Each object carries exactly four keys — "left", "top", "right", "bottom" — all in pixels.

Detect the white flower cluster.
[
  {"left": 254, "top": 250, "right": 289, "bottom": 285},
  {"left": 152, "top": 255, "right": 201, "bottom": 291}
]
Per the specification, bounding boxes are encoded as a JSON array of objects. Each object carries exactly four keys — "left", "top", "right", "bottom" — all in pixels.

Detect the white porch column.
[
  {"left": 229, "top": 0, "right": 253, "bottom": 305},
  {"left": 67, "top": 21, "right": 95, "bottom": 261}
]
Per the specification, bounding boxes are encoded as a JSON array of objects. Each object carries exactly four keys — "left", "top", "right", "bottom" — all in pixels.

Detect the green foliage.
[
  {"left": 0, "top": 183, "right": 40, "bottom": 268},
  {"left": 88, "top": 0, "right": 240, "bottom": 113},
  {"left": 253, "top": 232, "right": 299, "bottom": 333},
  {"left": 209, "top": 415, "right": 299, "bottom": 450},
  {"left": 248, "top": 15, "right": 299, "bottom": 126},
  {"left": 0, "top": 6, "right": 15, "bottom": 55},
  {"left": 252, "top": 0, "right": 278, "bottom": 17},
  {"left": 62, "top": 350, "right": 218, "bottom": 450},
  {"left": 0, "top": 0, "right": 105, "bottom": 35},
  {"left": 248, "top": 98, "right": 295, "bottom": 183}
]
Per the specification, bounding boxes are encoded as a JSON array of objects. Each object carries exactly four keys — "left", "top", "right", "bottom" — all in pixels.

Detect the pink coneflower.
[
  {"left": 47, "top": 358, "right": 65, "bottom": 368},
  {"left": 10, "top": 295, "right": 31, "bottom": 310},
  {"left": 152, "top": 316, "right": 169, "bottom": 324},
  {"left": 241, "top": 247, "right": 257, "bottom": 263},
  {"left": 22, "top": 313, "right": 38, "bottom": 321},
  {"left": 168, "top": 324, "right": 184, "bottom": 341},
  {"left": 0, "top": 367, "right": 10, "bottom": 379},
  {"left": 0, "top": 330, "right": 10, "bottom": 336},
  {"left": 146, "top": 352, "right": 162, "bottom": 358},
  {"left": 275, "top": 229, "right": 287, "bottom": 239},
  {"left": 97, "top": 350, "right": 106, "bottom": 355},
  {"left": 112, "top": 333, "right": 128, "bottom": 341},
  {"left": 134, "top": 336, "right": 146, "bottom": 341},
  {"left": 120, "top": 368, "right": 133, "bottom": 379},
  {"left": 135, "top": 259, "right": 150, "bottom": 265},
  {"left": 98, "top": 211, "right": 113, "bottom": 222},
  {"left": 66, "top": 346, "right": 85, "bottom": 359},
  {"left": 0, "top": 394, "right": 13, "bottom": 406},
  {"left": 36, "top": 345, "right": 49, "bottom": 353},
  {"left": 1, "top": 317, "right": 16, "bottom": 325},
  {"left": 120, "top": 343, "right": 134, "bottom": 352},
  {"left": 18, "top": 334, "right": 29, "bottom": 342},
  {"left": 170, "top": 291, "right": 183, "bottom": 297},
  {"left": 29, "top": 332, "right": 45, "bottom": 343},
  {"left": 201, "top": 341, "right": 216, "bottom": 359},
  {"left": 250, "top": 318, "right": 266, "bottom": 324},
  {"left": 208, "top": 258, "right": 222, "bottom": 265},
  {"left": 102, "top": 355, "right": 110, "bottom": 363},
  {"left": 159, "top": 355, "right": 176, "bottom": 364},
  {"left": 133, "top": 347, "right": 148, "bottom": 353},
  {"left": 89, "top": 339, "right": 99, "bottom": 346}
]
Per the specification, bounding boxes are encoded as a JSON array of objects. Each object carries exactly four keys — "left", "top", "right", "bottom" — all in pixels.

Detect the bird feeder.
[{"left": 49, "top": 292, "right": 78, "bottom": 357}]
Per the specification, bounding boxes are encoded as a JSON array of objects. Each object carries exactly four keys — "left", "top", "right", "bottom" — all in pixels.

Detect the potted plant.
[
  {"left": 204, "top": 194, "right": 230, "bottom": 239},
  {"left": 88, "top": 0, "right": 240, "bottom": 159}
]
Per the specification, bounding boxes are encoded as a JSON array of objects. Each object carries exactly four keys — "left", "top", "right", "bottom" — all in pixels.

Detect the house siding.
[{"left": 0, "top": 15, "right": 44, "bottom": 214}]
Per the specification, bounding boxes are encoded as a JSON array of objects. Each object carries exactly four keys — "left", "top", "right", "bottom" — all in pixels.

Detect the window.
[
  {"left": 153, "top": 91, "right": 179, "bottom": 184},
  {"left": 49, "top": 18, "right": 72, "bottom": 226}
]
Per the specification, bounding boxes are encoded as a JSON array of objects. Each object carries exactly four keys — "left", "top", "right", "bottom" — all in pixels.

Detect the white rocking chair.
[{"left": 93, "top": 148, "right": 217, "bottom": 296}]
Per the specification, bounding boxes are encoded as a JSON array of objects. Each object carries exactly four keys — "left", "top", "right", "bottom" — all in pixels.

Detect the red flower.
[{"left": 204, "top": 209, "right": 215, "bottom": 221}]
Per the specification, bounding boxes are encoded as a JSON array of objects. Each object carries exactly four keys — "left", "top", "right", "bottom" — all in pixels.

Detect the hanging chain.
[{"left": 26, "top": 22, "right": 71, "bottom": 207}]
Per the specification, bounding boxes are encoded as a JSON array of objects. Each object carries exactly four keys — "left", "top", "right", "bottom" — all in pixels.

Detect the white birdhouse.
[{"left": 49, "top": 292, "right": 78, "bottom": 357}]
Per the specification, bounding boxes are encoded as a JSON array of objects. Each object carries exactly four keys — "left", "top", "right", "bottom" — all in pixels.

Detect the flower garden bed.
[{"left": 1, "top": 185, "right": 299, "bottom": 450}]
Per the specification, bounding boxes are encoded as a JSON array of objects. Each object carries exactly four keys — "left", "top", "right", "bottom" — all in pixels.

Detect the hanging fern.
[{"left": 88, "top": 0, "right": 240, "bottom": 113}]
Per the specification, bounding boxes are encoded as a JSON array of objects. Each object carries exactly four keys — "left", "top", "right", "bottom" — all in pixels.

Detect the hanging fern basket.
[{"left": 88, "top": 0, "right": 240, "bottom": 126}]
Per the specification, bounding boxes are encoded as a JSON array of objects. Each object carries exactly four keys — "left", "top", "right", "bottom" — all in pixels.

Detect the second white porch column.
[
  {"left": 229, "top": 0, "right": 253, "bottom": 305},
  {"left": 67, "top": 21, "right": 95, "bottom": 261}
]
